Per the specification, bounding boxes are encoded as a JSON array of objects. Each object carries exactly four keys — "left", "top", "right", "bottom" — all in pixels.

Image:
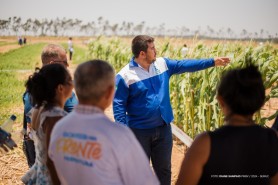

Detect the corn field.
[{"left": 87, "top": 36, "right": 278, "bottom": 138}]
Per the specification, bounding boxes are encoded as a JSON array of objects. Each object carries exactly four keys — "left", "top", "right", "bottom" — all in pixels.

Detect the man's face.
[{"left": 145, "top": 42, "right": 156, "bottom": 63}]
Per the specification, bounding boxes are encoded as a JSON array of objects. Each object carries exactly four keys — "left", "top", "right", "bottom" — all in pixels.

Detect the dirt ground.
[{"left": 0, "top": 36, "right": 277, "bottom": 185}]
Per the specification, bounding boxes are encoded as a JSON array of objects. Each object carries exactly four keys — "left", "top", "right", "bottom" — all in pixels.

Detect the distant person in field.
[
  {"left": 181, "top": 43, "right": 188, "bottom": 57},
  {"left": 49, "top": 60, "right": 160, "bottom": 185},
  {"left": 23, "top": 44, "right": 78, "bottom": 168},
  {"left": 23, "top": 37, "right": 27, "bottom": 44},
  {"left": 176, "top": 64, "right": 278, "bottom": 185},
  {"left": 68, "top": 37, "right": 74, "bottom": 60},
  {"left": 18, "top": 36, "right": 23, "bottom": 45},
  {"left": 113, "top": 35, "right": 230, "bottom": 185},
  {"left": 22, "top": 63, "right": 73, "bottom": 185}
]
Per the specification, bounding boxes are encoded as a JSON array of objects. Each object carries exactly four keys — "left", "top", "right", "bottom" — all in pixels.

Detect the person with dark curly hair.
[
  {"left": 22, "top": 44, "right": 78, "bottom": 168},
  {"left": 176, "top": 64, "right": 278, "bottom": 185},
  {"left": 22, "top": 63, "right": 73, "bottom": 185}
]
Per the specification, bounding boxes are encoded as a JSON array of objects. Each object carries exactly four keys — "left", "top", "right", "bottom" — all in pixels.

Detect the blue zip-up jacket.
[{"left": 113, "top": 57, "right": 215, "bottom": 129}]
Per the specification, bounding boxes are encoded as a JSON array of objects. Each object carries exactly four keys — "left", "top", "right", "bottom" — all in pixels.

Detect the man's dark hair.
[
  {"left": 217, "top": 64, "right": 265, "bottom": 115},
  {"left": 132, "top": 35, "right": 154, "bottom": 58}
]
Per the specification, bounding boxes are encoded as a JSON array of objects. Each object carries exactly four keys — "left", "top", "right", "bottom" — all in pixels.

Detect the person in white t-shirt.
[
  {"left": 181, "top": 44, "right": 188, "bottom": 58},
  {"left": 49, "top": 59, "right": 160, "bottom": 185},
  {"left": 68, "top": 37, "right": 73, "bottom": 60}
]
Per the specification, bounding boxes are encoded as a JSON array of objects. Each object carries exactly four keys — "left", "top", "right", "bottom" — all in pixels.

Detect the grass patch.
[
  {"left": 0, "top": 71, "right": 26, "bottom": 124},
  {"left": 0, "top": 41, "right": 17, "bottom": 46},
  {"left": 0, "top": 42, "right": 88, "bottom": 126},
  {"left": 0, "top": 43, "right": 46, "bottom": 70},
  {"left": 61, "top": 43, "right": 89, "bottom": 65}
]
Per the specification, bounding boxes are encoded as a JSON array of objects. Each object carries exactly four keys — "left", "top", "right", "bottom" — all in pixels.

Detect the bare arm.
[
  {"left": 43, "top": 116, "right": 62, "bottom": 185},
  {"left": 271, "top": 172, "right": 278, "bottom": 185},
  {"left": 176, "top": 132, "right": 210, "bottom": 185}
]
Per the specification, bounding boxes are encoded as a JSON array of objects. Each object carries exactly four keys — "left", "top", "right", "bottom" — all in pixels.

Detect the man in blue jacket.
[
  {"left": 113, "top": 35, "right": 230, "bottom": 185},
  {"left": 23, "top": 44, "right": 78, "bottom": 167}
]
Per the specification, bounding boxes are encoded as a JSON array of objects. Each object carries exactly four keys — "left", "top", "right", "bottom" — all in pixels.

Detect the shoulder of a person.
[
  {"left": 194, "top": 132, "right": 210, "bottom": 145},
  {"left": 188, "top": 132, "right": 211, "bottom": 164},
  {"left": 189, "top": 132, "right": 211, "bottom": 153}
]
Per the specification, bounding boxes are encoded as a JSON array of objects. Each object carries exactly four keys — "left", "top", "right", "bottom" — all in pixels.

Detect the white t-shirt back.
[{"left": 49, "top": 105, "right": 159, "bottom": 185}]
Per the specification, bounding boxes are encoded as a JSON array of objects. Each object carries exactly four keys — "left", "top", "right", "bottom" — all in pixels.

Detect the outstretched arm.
[{"left": 165, "top": 57, "right": 230, "bottom": 75}]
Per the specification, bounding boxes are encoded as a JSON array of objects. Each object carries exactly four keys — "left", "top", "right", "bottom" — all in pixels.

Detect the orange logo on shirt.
[{"left": 56, "top": 138, "right": 101, "bottom": 160}]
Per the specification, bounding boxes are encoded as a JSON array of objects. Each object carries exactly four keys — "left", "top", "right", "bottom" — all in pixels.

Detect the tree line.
[{"left": 0, "top": 16, "right": 277, "bottom": 40}]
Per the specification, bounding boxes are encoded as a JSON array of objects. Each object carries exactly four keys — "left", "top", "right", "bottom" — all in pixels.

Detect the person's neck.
[
  {"left": 134, "top": 58, "right": 150, "bottom": 72},
  {"left": 53, "top": 101, "right": 64, "bottom": 109},
  {"left": 79, "top": 101, "right": 105, "bottom": 112},
  {"left": 224, "top": 114, "right": 255, "bottom": 126}
]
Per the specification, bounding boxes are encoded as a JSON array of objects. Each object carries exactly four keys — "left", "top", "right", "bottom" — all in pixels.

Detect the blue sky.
[{"left": 1, "top": 0, "right": 277, "bottom": 35}]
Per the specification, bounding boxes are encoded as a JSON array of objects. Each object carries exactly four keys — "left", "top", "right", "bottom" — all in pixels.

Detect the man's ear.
[{"left": 139, "top": 51, "right": 146, "bottom": 58}]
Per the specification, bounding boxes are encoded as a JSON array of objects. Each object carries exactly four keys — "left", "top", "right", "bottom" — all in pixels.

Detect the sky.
[{"left": 1, "top": 0, "right": 278, "bottom": 36}]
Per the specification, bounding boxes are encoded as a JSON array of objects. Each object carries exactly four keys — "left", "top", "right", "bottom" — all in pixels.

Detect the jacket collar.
[{"left": 129, "top": 57, "right": 139, "bottom": 67}]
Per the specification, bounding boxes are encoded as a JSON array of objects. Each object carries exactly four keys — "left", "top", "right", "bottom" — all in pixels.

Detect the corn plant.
[{"left": 87, "top": 37, "right": 278, "bottom": 138}]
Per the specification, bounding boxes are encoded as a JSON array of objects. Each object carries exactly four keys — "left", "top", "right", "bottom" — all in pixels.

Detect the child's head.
[
  {"left": 26, "top": 63, "right": 73, "bottom": 109},
  {"left": 217, "top": 64, "right": 265, "bottom": 116},
  {"left": 74, "top": 59, "right": 115, "bottom": 109}
]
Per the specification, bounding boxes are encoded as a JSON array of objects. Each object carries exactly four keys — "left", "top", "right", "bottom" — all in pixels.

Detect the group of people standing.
[
  {"left": 20, "top": 35, "right": 277, "bottom": 185},
  {"left": 18, "top": 36, "right": 27, "bottom": 45}
]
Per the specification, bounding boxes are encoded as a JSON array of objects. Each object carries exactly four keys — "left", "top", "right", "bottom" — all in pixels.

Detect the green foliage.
[
  {"left": 1, "top": 38, "right": 277, "bottom": 139},
  {"left": 87, "top": 36, "right": 131, "bottom": 72},
  {"left": 0, "top": 41, "right": 88, "bottom": 126},
  {"left": 87, "top": 37, "right": 278, "bottom": 138},
  {"left": 0, "top": 43, "right": 45, "bottom": 70},
  {"left": 0, "top": 71, "right": 25, "bottom": 125},
  {"left": 0, "top": 44, "right": 46, "bottom": 124},
  {"left": 61, "top": 43, "right": 90, "bottom": 65}
]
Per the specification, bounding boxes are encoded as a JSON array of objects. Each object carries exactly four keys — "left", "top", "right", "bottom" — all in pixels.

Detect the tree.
[
  {"left": 32, "top": 19, "right": 41, "bottom": 36},
  {"left": 22, "top": 18, "right": 32, "bottom": 35},
  {"left": 241, "top": 29, "right": 248, "bottom": 39},
  {"left": 133, "top": 21, "right": 145, "bottom": 35},
  {"left": 11, "top": 16, "right": 22, "bottom": 35},
  {"left": 40, "top": 19, "right": 49, "bottom": 36},
  {"left": 0, "top": 19, "right": 10, "bottom": 35},
  {"left": 111, "top": 23, "right": 118, "bottom": 36}
]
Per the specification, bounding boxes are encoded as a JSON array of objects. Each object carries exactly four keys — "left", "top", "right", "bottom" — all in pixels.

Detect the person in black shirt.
[{"left": 176, "top": 64, "right": 278, "bottom": 185}]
